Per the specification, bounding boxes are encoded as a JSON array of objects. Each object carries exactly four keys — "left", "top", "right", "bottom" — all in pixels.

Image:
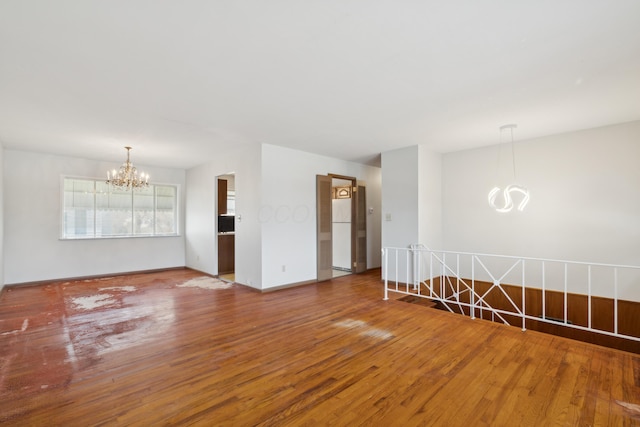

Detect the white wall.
[
  {"left": 381, "top": 146, "right": 419, "bottom": 283},
  {"left": 185, "top": 144, "right": 263, "bottom": 289},
  {"left": 260, "top": 144, "right": 381, "bottom": 289},
  {"left": 381, "top": 145, "right": 443, "bottom": 283},
  {"left": 381, "top": 146, "right": 420, "bottom": 251},
  {"left": 442, "top": 121, "right": 640, "bottom": 299},
  {"left": 184, "top": 163, "right": 218, "bottom": 273},
  {"left": 3, "top": 150, "right": 186, "bottom": 284},
  {"left": 0, "top": 145, "right": 4, "bottom": 291},
  {"left": 418, "top": 146, "right": 443, "bottom": 250}
]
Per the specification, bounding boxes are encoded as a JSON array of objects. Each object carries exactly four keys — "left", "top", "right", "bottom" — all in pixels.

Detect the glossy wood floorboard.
[{"left": 1, "top": 269, "right": 639, "bottom": 426}]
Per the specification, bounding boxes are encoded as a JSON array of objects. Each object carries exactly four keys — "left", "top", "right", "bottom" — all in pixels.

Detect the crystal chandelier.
[
  {"left": 106, "top": 146, "right": 149, "bottom": 190},
  {"left": 488, "top": 124, "right": 530, "bottom": 213}
]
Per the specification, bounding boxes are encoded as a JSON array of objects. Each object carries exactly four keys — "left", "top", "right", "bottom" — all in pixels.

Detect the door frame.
[
  {"left": 316, "top": 173, "right": 366, "bottom": 281},
  {"left": 329, "top": 174, "right": 358, "bottom": 274}
]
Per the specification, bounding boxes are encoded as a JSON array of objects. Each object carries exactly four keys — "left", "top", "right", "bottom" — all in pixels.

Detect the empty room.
[{"left": 1, "top": 1, "right": 639, "bottom": 425}]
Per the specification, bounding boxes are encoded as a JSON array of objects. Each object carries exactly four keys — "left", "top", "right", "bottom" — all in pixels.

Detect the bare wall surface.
[
  {"left": 3, "top": 150, "right": 186, "bottom": 284},
  {"left": 185, "top": 144, "right": 263, "bottom": 289},
  {"left": 381, "top": 145, "right": 443, "bottom": 283},
  {"left": 442, "top": 121, "right": 640, "bottom": 299},
  {"left": 418, "top": 146, "right": 443, "bottom": 250},
  {"left": 260, "top": 144, "right": 382, "bottom": 289}
]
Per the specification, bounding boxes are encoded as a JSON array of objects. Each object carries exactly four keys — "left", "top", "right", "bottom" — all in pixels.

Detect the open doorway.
[
  {"left": 217, "top": 174, "right": 235, "bottom": 282},
  {"left": 316, "top": 174, "right": 367, "bottom": 282},
  {"left": 331, "top": 177, "right": 353, "bottom": 278}
]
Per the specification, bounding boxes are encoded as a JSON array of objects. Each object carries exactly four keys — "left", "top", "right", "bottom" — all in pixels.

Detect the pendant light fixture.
[{"left": 488, "top": 124, "right": 530, "bottom": 213}]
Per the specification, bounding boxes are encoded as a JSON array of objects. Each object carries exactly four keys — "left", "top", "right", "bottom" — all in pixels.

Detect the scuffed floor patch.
[
  {"left": 616, "top": 401, "right": 640, "bottom": 418},
  {"left": 334, "top": 318, "right": 394, "bottom": 341},
  {"left": 177, "top": 277, "right": 233, "bottom": 290},
  {"left": 361, "top": 329, "right": 393, "bottom": 340},
  {"left": 99, "top": 286, "right": 137, "bottom": 293},
  {"left": 0, "top": 319, "right": 30, "bottom": 336},
  {"left": 70, "top": 294, "right": 117, "bottom": 310},
  {"left": 334, "top": 319, "right": 366, "bottom": 329}
]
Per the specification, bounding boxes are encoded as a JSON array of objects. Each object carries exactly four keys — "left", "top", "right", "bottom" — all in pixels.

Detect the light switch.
[{"left": 385, "top": 213, "right": 392, "bottom": 221}]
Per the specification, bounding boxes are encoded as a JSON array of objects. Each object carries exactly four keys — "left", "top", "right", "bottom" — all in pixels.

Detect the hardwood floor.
[{"left": 1, "top": 268, "right": 639, "bottom": 426}]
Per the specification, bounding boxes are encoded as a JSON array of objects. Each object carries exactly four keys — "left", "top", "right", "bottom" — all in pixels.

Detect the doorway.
[
  {"left": 331, "top": 178, "right": 353, "bottom": 278},
  {"left": 217, "top": 174, "right": 235, "bottom": 282},
  {"left": 316, "top": 174, "right": 367, "bottom": 282}
]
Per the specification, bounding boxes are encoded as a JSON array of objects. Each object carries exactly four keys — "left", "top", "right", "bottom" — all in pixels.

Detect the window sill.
[{"left": 60, "top": 234, "right": 181, "bottom": 241}]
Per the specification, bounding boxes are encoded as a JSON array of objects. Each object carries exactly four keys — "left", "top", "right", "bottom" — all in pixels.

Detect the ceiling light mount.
[{"left": 499, "top": 123, "right": 517, "bottom": 132}]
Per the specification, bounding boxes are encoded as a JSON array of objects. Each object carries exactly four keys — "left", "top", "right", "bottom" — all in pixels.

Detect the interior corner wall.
[
  {"left": 260, "top": 144, "right": 382, "bottom": 290},
  {"left": 185, "top": 144, "right": 263, "bottom": 289},
  {"left": 3, "top": 150, "right": 187, "bottom": 284},
  {"left": 442, "top": 120, "right": 640, "bottom": 267}
]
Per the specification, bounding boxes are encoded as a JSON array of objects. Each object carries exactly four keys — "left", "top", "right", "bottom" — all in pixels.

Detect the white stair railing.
[{"left": 382, "top": 246, "right": 640, "bottom": 344}]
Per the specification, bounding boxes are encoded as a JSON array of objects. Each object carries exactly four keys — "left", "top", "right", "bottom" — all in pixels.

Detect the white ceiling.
[{"left": 1, "top": 1, "right": 639, "bottom": 169}]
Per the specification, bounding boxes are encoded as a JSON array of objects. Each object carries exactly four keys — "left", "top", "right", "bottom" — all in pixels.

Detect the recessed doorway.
[{"left": 316, "top": 174, "right": 367, "bottom": 282}]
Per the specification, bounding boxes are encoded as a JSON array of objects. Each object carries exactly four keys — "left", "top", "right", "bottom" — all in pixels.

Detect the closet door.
[
  {"left": 316, "top": 175, "right": 333, "bottom": 281},
  {"left": 354, "top": 184, "right": 367, "bottom": 273}
]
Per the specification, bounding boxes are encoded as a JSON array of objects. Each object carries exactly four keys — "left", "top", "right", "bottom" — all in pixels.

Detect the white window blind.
[{"left": 62, "top": 177, "right": 178, "bottom": 239}]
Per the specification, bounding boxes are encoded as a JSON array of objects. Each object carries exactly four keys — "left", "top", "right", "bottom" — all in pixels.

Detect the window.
[{"left": 62, "top": 177, "right": 178, "bottom": 239}]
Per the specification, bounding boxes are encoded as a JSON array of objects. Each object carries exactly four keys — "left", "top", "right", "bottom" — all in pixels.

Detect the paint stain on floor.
[
  {"left": 1, "top": 271, "right": 230, "bottom": 407},
  {"left": 69, "top": 294, "right": 117, "bottom": 310},
  {"left": 177, "top": 276, "right": 233, "bottom": 290}
]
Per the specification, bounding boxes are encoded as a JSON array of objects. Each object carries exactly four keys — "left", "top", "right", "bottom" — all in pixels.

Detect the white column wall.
[
  {"left": 418, "top": 146, "right": 443, "bottom": 251},
  {"left": 381, "top": 146, "right": 420, "bottom": 249},
  {"left": 381, "top": 145, "right": 443, "bottom": 283},
  {"left": 260, "top": 144, "right": 381, "bottom": 289},
  {"left": 381, "top": 146, "right": 420, "bottom": 283},
  {"left": 3, "top": 150, "right": 186, "bottom": 284}
]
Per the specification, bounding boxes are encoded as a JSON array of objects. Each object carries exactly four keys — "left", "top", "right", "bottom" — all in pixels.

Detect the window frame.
[{"left": 60, "top": 175, "right": 181, "bottom": 240}]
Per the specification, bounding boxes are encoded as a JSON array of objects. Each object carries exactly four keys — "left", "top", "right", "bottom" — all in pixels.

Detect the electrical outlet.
[{"left": 282, "top": 265, "right": 286, "bottom": 272}]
